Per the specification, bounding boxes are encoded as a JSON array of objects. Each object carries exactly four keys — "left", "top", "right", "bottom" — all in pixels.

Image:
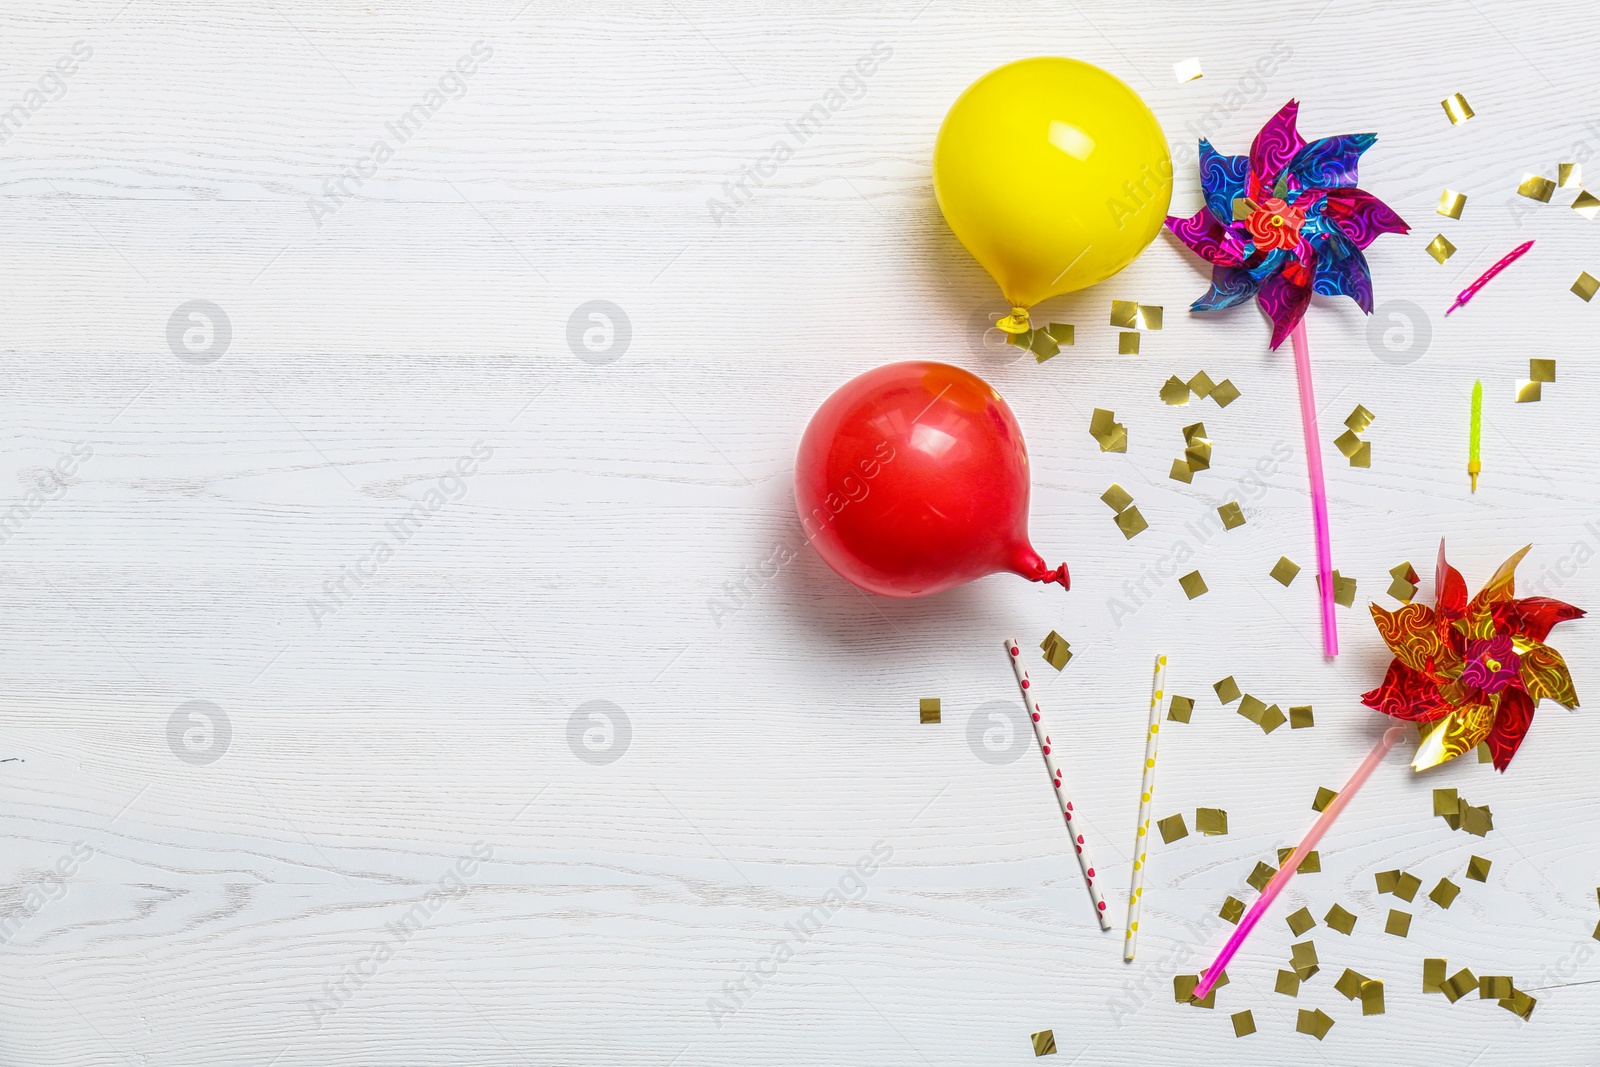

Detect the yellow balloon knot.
[{"left": 996, "top": 306, "right": 1031, "bottom": 334}]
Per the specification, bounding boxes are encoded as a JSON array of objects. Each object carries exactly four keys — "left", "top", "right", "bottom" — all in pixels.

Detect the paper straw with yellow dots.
[{"left": 1124, "top": 654, "right": 1167, "bottom": 960}]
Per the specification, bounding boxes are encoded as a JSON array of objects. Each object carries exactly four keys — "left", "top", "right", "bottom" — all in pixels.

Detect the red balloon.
[{"left": 795, "top": 361, "right": 1068, "bottom": 598}]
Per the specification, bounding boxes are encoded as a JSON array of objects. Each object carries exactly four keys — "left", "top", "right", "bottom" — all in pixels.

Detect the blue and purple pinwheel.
[{"left": 1165, "top": 100, "right": 1409, "bottom": 348}]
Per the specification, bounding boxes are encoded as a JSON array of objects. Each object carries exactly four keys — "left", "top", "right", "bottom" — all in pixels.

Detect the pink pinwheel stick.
[
  {"left": 1193, "top": 724, "right": 1406, "bottom": 999},
  {"left": 1290, "top": 319, "right": 1338, "bottom": 657}
]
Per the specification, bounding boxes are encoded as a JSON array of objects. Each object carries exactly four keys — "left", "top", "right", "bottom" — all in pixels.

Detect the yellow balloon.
[{"left": 934, "top": 57, "right": 1172, "bottom": 332}]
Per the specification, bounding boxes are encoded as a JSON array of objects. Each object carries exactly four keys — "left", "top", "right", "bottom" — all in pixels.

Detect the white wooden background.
[{"left": 3, "top": 0, "right": 1599, "bottom": 1063}]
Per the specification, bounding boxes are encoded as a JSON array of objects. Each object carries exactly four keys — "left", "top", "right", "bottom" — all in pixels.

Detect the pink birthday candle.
[
  {"left": 1193, "top": 723, "right": 1406, "bottom": 999},
  {"left": 1290, "top": 319, "right": 1338, "bottom": 657},
  {"left": 1445, "top": 240, "right": 1534, "bottom": 315}
]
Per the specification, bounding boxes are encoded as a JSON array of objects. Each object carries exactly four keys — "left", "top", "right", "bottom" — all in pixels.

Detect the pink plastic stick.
[
  {"left": 1291, "top": 319, "right": 1338, "bottom": 657},
  {"left": 1192, "top": 724, "right": 1405, "bottom": 999}
]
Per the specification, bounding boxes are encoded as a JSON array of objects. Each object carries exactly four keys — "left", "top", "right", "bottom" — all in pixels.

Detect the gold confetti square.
[
  {"left": 1271, "top": 556, "right": 1301, "bottom": 586},
  {"left": 1573, "top": 190, "right": 1600, "bottom": 220},
  {"left": 1135, "top": 305, "right": 1163, "bottom": 331},
  {"left": 1115, "top": 506, "right": 1149, "bottom": 540},
  {"left": 1219, "top": 895, "right": 1245, "bottom": 924},
  {"left": 1466, "top": 856, "right": 1492, "bottom": 882},
  {"left": 1168, "top": 458, "right": 1193, "bottom": 483},
  {"left": 1518, "top": 173, "right": 1556, "bottom": 202},
  {"left": 1259, "top": 704, "right": 1286, "bottom": 734},
  {"left": 1110, "top": 299, "right": 1139, "bottom": 329},
  {"left": 1182, "top": 421, "right": 1207, "bottom": 443},
  {"left": 1248, "top": 861, "right": 1277, "bottom": 892},
  {"left": 1516, "top": 378, "right": 1542, "bottom": 403},
  {"left": 1238, "top": 694, "right": 1266, "bottom": 723},
  {"left": 1217, "top": 501, "right": 1246, "bottom": 530},
  {"left": 1189, "top": 985, "right": 1216, "bottom": 1009},
  {"left": 1101, "top": 484, "right": 1133, "bottom": 513},
  {"left": 1296, "top": 1008, "right": 1334, "bottom": 1040},
  {"left": 1101, "top": 424, "right": 1127, "bottom": 452},
  {"left": 1213, "top": 676, "right": 1240, "bottom": 704},
  {"left": 1462, "top": 803, "right": 1494, "bottom": 837},
  {"left": 1090, "top": 409, "right": 1128, "bottom": 453},
  {"left": 919, "top": 697, "right": 940, "bottom": 724},
  {"left": 1501, "top": 988, "right": 1536, "bottom": 1020},
  {"left": 1325, "top": 904, "right": 1356, "bottom": 934},
  {"left": 1210, "top": 378, "right": 1240, "bottom": 407},
  {"left": 1330, "top": 571, "right": 1357, "bottom": 608},
  {"left": 1424, "top": 958, "right": 1447, "bottom": 993},
  {"left": 1375, "top": 869, "right": 1400, "bottom": 894},
  {"left": 1433, "top": 787, "right": 1459, "bottom": 816},
  {"left": 1275, "top": 969, "right": 1301, "bottom": 996},
  {"left": 1160, "top": 375, "right": 1191, "bottom": 405},
  {"left": 1196, "top": 807, "right": 1228, "bottom": 835},
  {"left": 1290, "top": 940, "right": 1318, "bottom": 978},
  {"left": 1438, "top": 188, "right": 1467, "bottom": 218},
  {"left": 1231, "top": 1010, "right": 1256, "bottom": 1038},
  {"left": 1289, "top": 705, "right": 1314, "bottom": 729},
  {"left": 1233, "top": 197, "right": 1253, "bottom": 220},
  {"left": 1345, "top": 404, "right": 1375, "bottom": 433},
  {"left": 1387, "top": 576, "right": 1417, "bottom": 602},
  {"left": 1480, "top": 976, "right": 1513, "bottom": 1000},
  {"left": 1385, "top": 909, "right": 1412, "bottom": 937},
  {"left": 1168, "top": 695, "right": 1194, "bottom": 723},
  {"left": 1430, "top": 877, "right": 1461, "bottom": 909},
  {"left": 1173, "top": 974, "right": 1199, "bottom": 1002},
  {"left": 1530, "top": 358, "right": 1556, "bottom": 383},
  {"left": 1349, "top": 440, "right": 1371, "bottom": 468},
  {"left": 1313, "top": 786, "right": 1338, "bottom": 812},
  {"left": 1278, "top": 848, "right": 1320, "bottom": 873},
  {"left": 1334, "top": 429, "right": 1363, "bottom": 458},
  {"left": 1442, "top": 968, "right": 1478, "bottom": 1003},
  {"left": 1395, "top": 871, "right": 1421, "bottom": 902},
  {"left": 1573, "top": 271, "right": 1600, "bottom": 301},
  {"left": 1334, "top": 967, "right": 1366, "bottom": 1000},
  {"left": 1426, "top": 234, "right": 1457, "bottom": 263},
  {"left": 1040, "top": 633, "right": 1071, "bottom": 671},
  {"left": 1029, "top": 330, "right": 1061, "bottom": 361},
  {"left": 1561, "top": 162, "right": 1582, "bottom": 187},
  {"left": 1441, "top": 93, "right": 1474, "bottom": 124},
  {"left": 1031, "top": 1029, "right": 1056, "bottom": 1056},
  {"left": 1118, "top": 331, "right": 1140, "bottom": 355},
  {"left": 1286, "top": 907, "right": 1315, "bottom": 936},
  {"left": 1184, "top": 440, "right": 1212, "bottom": 471},
  {"left": 1178, "top": 570, "right": 1207, "bottom": 599},
  {"left": 1360, "top": 979, "right": 1385, "bottom": 1016},
  {"left": 1174, "top": 57, "right": 1204, "bottom": 83},
  {"left": 1046, "top": 322, "right": 1074, "bottom": 345},
  {"left": 1158, "top": 813, "right": 1189, "bottom": 843},
  {"left": 1188, "top": 370, "right": 1216, "bottom": 397}
]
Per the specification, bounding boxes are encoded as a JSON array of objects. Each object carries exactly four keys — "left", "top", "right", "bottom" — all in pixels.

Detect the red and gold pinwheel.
[{"left": 1361, "top": 542, "right": 1584, "bottom": 772}]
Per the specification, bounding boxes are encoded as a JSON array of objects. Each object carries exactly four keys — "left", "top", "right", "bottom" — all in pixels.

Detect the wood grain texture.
[{"left": 3, "top": 0, "right": 1600, "bottom": 1063}]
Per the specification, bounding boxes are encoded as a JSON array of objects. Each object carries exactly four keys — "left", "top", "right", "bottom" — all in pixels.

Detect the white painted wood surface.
[{"left": 3, "top": 0, "right": 1599, "bottom": 1062}]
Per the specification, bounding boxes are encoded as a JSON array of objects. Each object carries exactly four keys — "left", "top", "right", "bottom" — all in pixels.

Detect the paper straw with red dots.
[
  {"left": 1123, "top": 654, "right": 1167, "bottom": 960},
  {"left": 1005, "top": 638, "right": 1111, "bottom": 931}
]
